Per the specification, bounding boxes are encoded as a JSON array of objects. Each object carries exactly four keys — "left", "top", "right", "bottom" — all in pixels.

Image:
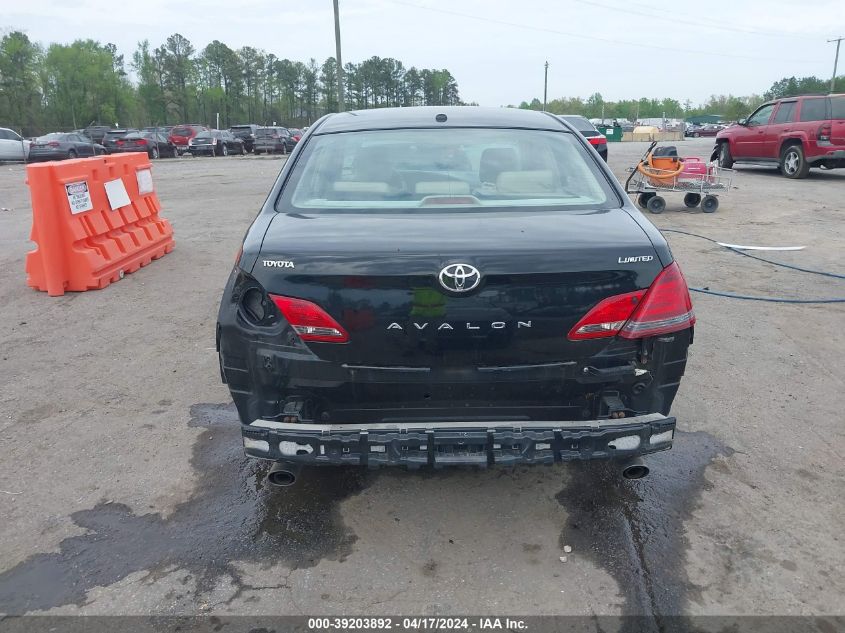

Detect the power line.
[
  {"left": 573, "top": 0, "right": 821, "bottom": 40},
  {"left": 385, "top": 0, "right": 822, "bottom": 64}
]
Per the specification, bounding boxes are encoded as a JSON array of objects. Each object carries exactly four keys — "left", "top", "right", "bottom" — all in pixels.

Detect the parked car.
[
  {"left": 288, "top": 128, "right": 304, "bottom": 144},
  {"left": 187, "top": 129, "right": 245, "bottom": 156},
  {"left": 685, "top": 123, "right": 723, "bottom": 138},
  {"left": 28, "top": 132, "right": 103, "bottom": 162},
  {"left": 229, "top": 124, "right": 261, "bottom": 152},
  {"left": 217, "top": 106, "right": 694, "bottom": 485},
  {"left": 253, "top": 127, "right": 294, "bottom": 154},
  {"left": 558, "top": 115, "right": 608, "bottom": 161},
  {"left": 714, "top": 94, "right": 845, "bottom": 178},
  {"left": 169, "top": 124, "right": 208, "bottom": 155},
  {"left": 101, "top": 129, "right": 139, "bottom": 154},
  {"left": 112, "top": 131, "right": 177, "bottom": 159},
  {"left": 83, "top": 125, "right": 111, "bottom": 144},
  {"left": 0, "top": 127, "right": 31, "bottom": 161}
]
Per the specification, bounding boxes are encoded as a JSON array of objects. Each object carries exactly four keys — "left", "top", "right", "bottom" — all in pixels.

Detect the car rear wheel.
[
  {"left": 717, "top": 142, "right": 733, "bottom": 168},
  {"left": 151, "top": 146, "right": 160, "bottom": 160},
  {"left": 693, "top": 132, "right": 700, "bottom": 138},
  {"left": 240, "top": 144, "right": 245, "bottom": 156},
  {"left": 67, "top": 149, "right": 77, "bottom": 159},
  {"left": 780, "top": 144, "right": 810, "bottom": 179},
  {"left": 646, "top": 195, "right": 666, "bottom": 214},
  {"left": 221, "top": 143, "right": 229, "bottom": 157}
]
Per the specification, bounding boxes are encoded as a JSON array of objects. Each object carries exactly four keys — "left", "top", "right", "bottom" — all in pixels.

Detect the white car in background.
[{"left": 0, "top": 127, "right": 31, "bottom": 161}]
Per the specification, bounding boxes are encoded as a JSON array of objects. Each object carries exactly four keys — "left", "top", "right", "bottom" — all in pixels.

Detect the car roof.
[{"left": 315, "top": 106, "right": 568, "bottom": 134}]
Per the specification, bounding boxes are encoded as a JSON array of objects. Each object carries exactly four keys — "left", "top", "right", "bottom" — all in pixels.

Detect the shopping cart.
[{"left": 624, "top": 141, "right": 734, "bottom": 213}]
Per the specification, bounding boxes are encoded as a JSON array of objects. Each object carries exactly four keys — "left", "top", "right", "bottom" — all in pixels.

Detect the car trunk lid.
[{"left": 251, "top": 209, "right": 664, "bottom": 367}]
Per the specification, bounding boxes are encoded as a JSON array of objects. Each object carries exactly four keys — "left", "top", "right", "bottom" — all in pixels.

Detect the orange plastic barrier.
[{"left": 25, "top": 153, "right": 174, "bottom": 296}]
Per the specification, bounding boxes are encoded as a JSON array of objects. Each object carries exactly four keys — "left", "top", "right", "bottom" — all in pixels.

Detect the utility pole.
[
  {"left": 543, "top": 61, "right": 549, "bottom": 111},
  {"left": 829, "top": 37, "right": 843, "bottom": 93},
  {"left": 334, "top": 0, "right": 346, "bottom": 112}
]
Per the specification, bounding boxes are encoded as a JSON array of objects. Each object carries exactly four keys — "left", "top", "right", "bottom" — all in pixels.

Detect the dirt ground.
[{"left": 0, "top": 139, "right": 843, "bottom": 625}]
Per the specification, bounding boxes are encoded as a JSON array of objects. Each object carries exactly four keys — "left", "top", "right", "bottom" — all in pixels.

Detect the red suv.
[
  {"left": 169, "top": 124, "right": 207, "bottom": 155},
  {"left": 714, "top": 94, "right": 845, "bottom": 178}
]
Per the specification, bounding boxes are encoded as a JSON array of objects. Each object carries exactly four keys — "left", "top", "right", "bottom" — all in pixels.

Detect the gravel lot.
[{"left": 0, "top": 139, "right": 843, "bottom": 623}]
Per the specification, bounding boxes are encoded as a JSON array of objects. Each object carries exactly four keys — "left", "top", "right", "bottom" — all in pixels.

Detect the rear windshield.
[
  {"left": 561, "top": 116, "right": 596, "bottom": 133},
  {"left": 256, "top": 128, "right": 279, "bottom": 137},
  {"left": 278, "top": 128, "right": 615, "bottom": 212},
  {"left": 172, "top": 126, "right": 201, "bottom": 135},
  {"left": 832, "top": 96, "right": 845, "bottom": 119},
  {"left": 38, "top": 133, "right": 69, "bottom": 141},
  {"left": 104, "top": 131, "right": 129, "bottom": 138},
  {"left": 230, "top": 125, "right": 253, "bottom": 131}
]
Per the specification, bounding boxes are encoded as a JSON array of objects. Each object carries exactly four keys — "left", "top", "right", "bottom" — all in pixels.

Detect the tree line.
[
  {"left": 515, "top": 74, "right": 844, "bottom": 122},
  {"left": 0, "top": 30, "right": 463, "bottom": 136}
]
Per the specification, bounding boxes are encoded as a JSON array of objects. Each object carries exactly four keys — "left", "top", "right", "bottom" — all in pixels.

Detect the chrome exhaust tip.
[
  {"left": 267, "top": 462, "right": 300, "bottom": 487},
  {"left": 621, "top": 458, "right": 649, "bottom": 480}
]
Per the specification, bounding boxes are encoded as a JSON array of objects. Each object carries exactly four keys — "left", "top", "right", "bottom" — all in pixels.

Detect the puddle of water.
[
  {"left": 556, "top": 431, "right": 733, "bottom": 630},
  {"left": 0, "top": 403, "right": 370, "bottom": 614}
]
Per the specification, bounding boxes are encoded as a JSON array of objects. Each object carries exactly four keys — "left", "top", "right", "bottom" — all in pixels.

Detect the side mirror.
[{"left": 737, "top": 118, "right": 748, "bottom": 126}]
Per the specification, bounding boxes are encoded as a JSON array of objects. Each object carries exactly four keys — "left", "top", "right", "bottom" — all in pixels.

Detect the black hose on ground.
[{"left": 660, "top": 228, "right": 845, "bottom": 304}]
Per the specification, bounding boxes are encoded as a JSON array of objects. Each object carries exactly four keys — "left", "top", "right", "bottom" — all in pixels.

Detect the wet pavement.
[{"left": 0, "top": 402, "right": 730, "bottom": 623}]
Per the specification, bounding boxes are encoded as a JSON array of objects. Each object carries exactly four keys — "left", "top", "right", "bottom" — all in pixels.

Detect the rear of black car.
[
  {"left": 101, "top": 129, "right": 137, "bottom": 154},
  {"left": 230, "top": 124, "right": 259, "bottom": 152},
  {"left": 559, "top": 115, "right": 608, "bottom": 161},
  {"left": 217, "top": 108, "right": 693, "bottom": 472}
]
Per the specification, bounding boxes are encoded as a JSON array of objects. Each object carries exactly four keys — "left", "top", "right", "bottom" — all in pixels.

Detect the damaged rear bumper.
[{"left": 241, "top": 413, "right": 675, "bottom": 468}]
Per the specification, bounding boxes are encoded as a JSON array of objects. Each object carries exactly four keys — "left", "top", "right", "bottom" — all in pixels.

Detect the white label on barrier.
[
  {"left": 104, "top": 178, "right": 131, "bottom": 210},
  {"left": 137, "top": 169, "right": 153, "bottom": 195},
  {"left": 65, "top": 181, "right": 93, "bottom": 214}
]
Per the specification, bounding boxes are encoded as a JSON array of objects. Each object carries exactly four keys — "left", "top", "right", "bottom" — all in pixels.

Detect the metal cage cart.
[{"left": 625, "top": 141, "right": 734, "bottom": 213}]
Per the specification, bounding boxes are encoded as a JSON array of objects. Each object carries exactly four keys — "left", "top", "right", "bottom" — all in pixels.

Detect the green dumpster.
[{"left": 600, "top": 126, "right": 623, "bottom": 142}]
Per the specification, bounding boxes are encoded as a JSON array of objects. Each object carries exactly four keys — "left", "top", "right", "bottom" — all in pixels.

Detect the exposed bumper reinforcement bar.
[{"left": 241, "top": 413, "right": 676, "bottom": 467}]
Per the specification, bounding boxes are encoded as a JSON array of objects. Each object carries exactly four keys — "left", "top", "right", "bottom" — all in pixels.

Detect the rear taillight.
[
  {"left": 568, "top": 262, "right": 694, "bottom": 341},
  {"left": 269, "top": 295, "right": 349, "bottom": 343},
  {"left": 137, "top": 139, "right": 148, "bottom": 145},
  {"left": 818, "top": 124, "right": 831, "bottom": 142},
  {"left": 619, "top": 262, "right": 695, "bottom": 338},
  {"left": 588, "top": 135, "right": 606, "bottom": 145},
  {"left": 116, "top": 140, "right": 124, "bottom": 146},
  {"left": 47, "top": 141, "right": 60, "bottom": 147},
  {"left": 568, "top": 290, "right": 646, "bottom": 340}
]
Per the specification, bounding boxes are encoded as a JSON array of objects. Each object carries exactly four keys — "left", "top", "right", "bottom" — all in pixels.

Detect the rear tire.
[
  {"left": 151, "top": 146, "right": 160, "bottom": 160},
  {"left": 683, "top": 193, "right": 701, "bottom": 208},
  {"left": 701, "top": 195, "right": 719, "bottom": 213},
  {"left": 717, "top": 142, "right": 733, "bottom": 168},
  {"left": 780, "top": 143, "right": 810, "bottom": 179},
  {"left": 646, "top": 195, "right": 666, "bottom": 214},
  {"left": 67, "top": 149, "right": 77, "bottom": 159},
  {"left": 693, "top": 132, "right": 700, "bottom": 138},
  {"left": 222, "top": 143, "right": 229, "bottom": 157}
]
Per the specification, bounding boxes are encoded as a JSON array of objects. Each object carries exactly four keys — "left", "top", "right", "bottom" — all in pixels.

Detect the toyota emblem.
[{"left": 438, "top": 263, "right": 481, "bottom": 293}]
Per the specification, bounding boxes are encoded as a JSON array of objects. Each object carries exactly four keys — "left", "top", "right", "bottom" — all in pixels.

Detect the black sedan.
[
  {"left": 27, "top": 133, "right": 104, "bottom": 162},
  {"left": 101, "top": 129, "right": 139, "bottom": 154},
  {"left": 557, "top": 115, "right": 608, "bottom": 161},
  {"left": 111, "top": 131, "right": 177, "bottom": 159},
  {"left": 187, "top": 130, "right": 245, "bottom": 157}
]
